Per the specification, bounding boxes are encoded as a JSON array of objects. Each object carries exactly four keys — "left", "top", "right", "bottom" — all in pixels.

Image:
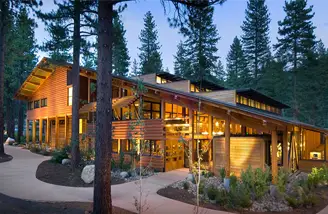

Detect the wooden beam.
[
  {"left": 271, "top": 130, "right": 278, "bottom": 184},
  {"left": 37, "top": 66, "right": 53, "bottom": 73},
  {"left": 46, "top": 117, "right": 50, "bottom": 144},
  {"left": 225, "top": 115, "right": 231, "bottom": 177},
  {"left": 283, "top": 128, "right": 288, "bottom": 169},
  {"left": 26, "top": 119, "right": 29, "bottom": 143},
  {"left": 31, "top": 74, "right": 46, "bottom": 79},
  {"left": 189, "top": 109, "right": 194, "bottom": 167},
  {"left": 55, "top": 116, "right": 59, "bottom": 148},
  {"left": 39, "top": 119, "right": 43, "bottom": 144},
  {"left": 32, "top": 120, "right": 36, "bottom": 144},
  {"left": 65, "top": 115, "right": 68, "bottom": 145},
  {"left": 26, "top": 81, "right": 40, "bottom": 86}
]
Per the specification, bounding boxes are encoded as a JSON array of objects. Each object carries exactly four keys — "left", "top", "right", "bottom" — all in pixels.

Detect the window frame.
[
  {"left": 41, "top": 98, "right": 47, "bottom": 107},
  {"left": 28, "top": 101, "right": 33, "bottom": 110},
  {"left": 34, "top": 100, "right": 40, "bottom": 109},
  {"left": 68, "top": 86, "right": 73, "bottom": 106}
]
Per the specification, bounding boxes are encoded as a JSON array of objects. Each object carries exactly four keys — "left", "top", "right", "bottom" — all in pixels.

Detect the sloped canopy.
[{"left": 79, "top": 96, "right": 137, "bottom": 113}]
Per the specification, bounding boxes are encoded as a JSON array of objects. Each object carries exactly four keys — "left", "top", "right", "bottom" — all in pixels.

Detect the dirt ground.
[
  {"left": 0, "top": 153, "right": 13, "bottom": 163},
  {"left": 0, "top": 192, "right": 134, "bottom": 214},
  {"left": 157, "top": 186, "right": 328, "bottom": 214},
  {"left": 36, "top": 160, "right": 125, "bottom": 187}
]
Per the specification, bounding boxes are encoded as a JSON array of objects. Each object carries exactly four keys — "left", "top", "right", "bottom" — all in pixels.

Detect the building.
[{"left": 15, "top": 57, "right": 328, "bottom": 181}]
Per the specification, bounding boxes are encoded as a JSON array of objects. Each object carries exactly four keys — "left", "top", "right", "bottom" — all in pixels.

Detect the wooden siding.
[
  {"left": 198, "top": 90, "right": 236, "bottom": 104},
  {"left": 160, "top": 80, "right": 190, "bottom": 92},
  {"left": 303, "top": 129, "right": 322, "bottom": 160},
  {"left": 26, "top": 67, "right": 72, "bottom": 120},
  {"left": 299, "top": 160, "right": 328, "bottom": 172},
  {"left": 213, "top": 136, "right": 265, "bottom": 176},
  {"left": 112, "top": 153, "right": 164, "bottom": 172},
  {"left": 136, "top": 73, "right": 156, "bottom": 84}
]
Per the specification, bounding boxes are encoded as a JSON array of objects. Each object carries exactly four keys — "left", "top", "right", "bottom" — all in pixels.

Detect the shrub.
[
  {"left": 51, "top": 145, "right": 71, "bottom": 163},
  {"left": 199, "top": 180, "right": 205, "bottom": 194},
  {"left": 230, "top": 174, "right": 238, "bottom": 189},
  {"left": 228, "top": 182, "right": 252, "bottom": 209},
  {"left": 202, "top": 170, "right": 214, "bottom": 178},
  {"left": 277, "top": 168, "right": 289, "bottom": 192},
  {"left": 219, "top": 167, "right": 226, "bottom": 182},
  {"left": 215, "top": 188, "right": 228, "bottom": 206},
  {"left": 207, "top": 185, "right": 218, "bottom": 201},
  {"left": 308, "top": 167, "right": 326, "bottom": 189},
  {"left": 183, "top": 181, "right": 190, "bottom": 190}
]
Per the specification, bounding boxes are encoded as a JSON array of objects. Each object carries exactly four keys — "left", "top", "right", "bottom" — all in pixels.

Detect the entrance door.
[{"left": 165, "top": 140, "right": 184, "bottom": 171}]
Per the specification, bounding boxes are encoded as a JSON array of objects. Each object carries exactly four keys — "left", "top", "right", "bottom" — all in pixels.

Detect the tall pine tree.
[
  {"left": 241, "top": 0, "right": 271, "bottom": 87},
  {"left": 138, "top": 11, "right": 163, "bottom": 74},
  {"left": 179, "top": 5, "right": 219, "bottom": 82},
  {"left": 212, "top": 59, "right": 225, "bottom": 84},
  {"left": 226, "top": 36, "right": 250, "bottom": 88},
  {"left": 174, "top": 41, "right": 190, "bottom": 77}
]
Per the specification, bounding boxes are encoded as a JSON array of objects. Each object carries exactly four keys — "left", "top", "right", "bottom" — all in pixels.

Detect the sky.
[{"left": 35, "top": 0, "right": 328, "bottom": 73}]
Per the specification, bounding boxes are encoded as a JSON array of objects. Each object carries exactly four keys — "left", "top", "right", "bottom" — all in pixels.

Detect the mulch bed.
[
  {"left": 0, "top": 153, "right": 13, "bottom": 163},
  {"left": 36, "top": 160, "right": 125, "bottom": 187},
  {"left": 157, "top": 186, "right": 328, "bottom": 214},
  {"left": 0, "top": 192, "right": 135, "bottom": 214}
]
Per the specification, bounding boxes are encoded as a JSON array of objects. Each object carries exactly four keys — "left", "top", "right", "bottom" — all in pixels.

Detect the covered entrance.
[{"left": 165, "top": 139, "right": 184, "bottom": 171}]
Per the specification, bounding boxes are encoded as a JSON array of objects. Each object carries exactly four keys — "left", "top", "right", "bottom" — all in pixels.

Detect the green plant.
[
  {"left": 50, "top": 145, "right": 71, "bottom": 163},
  {"left": 202, "top": 169, "right": 214, "bottom": 178},
  {"left": 215, "top": 188, "right": 228, "bottom": 206},
  {"left": 81, "top": 148, "right": 95, "bottom": 161},
  {"left": 285, "top": 195, "right": 301, "bottom": 208},
  {"left": 277, "top": 168, "right": 289, "bottom": 192},
  {"left": 230, "top": 174, "right": 238, "bottom": 189},
  {"left": 199, "top": 180, "right": 205, "bottom": 194},
  {"left": 183, "top": 181, "right": 190, "bottom": 190},
  {"left": 308, "top": 167, "right": 326, "bottom": 189},
  {"left": 228, "top": 182, "right": 252, "bottom": 209},
  {"left": 219, "top": 167, "right": 226, "bottom": 182},
  {"left": 207, "top": 185, "right": 218, "bottom": 201}
]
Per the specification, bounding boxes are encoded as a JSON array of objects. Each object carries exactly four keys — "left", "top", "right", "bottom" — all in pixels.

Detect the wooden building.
[{"left": 15, "top": 58, "right": 328, "bottom": 182}]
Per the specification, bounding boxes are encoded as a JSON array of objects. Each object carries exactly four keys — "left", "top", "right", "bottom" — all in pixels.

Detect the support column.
[
  {"left": 65, "top": 115, "right": 68, "bottom": 145},
  {"left": 32, "top": 120, "right": 36, "bottom": 144},
  {"left": 39, "top": 119, "right": 43, "bottom": 144},
  {"left": 208, "top": 115, "right": 213, "bottom": 170},
  {"left": 225, "top": 115, "right": 231, "bottom": 177},
  {"left": 55, "top": 116, "right": 59, "bottom": 148},
  {"left": 26, "top": 119, "right": 29, "bottom": 143},
  {"left": 283, "top": 128, "right": 288, "bottom": 169},
  {"left": 189, "top": 109, "right": 194, "bottom": 164},
  {"left": 271, "top": 130, "right": 278, "bottom": 184},
  {"left": 46, "top": 117, "right": 50, "bottom": 144}
]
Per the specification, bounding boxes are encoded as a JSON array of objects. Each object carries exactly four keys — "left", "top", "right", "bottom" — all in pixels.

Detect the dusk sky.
[{"left": 35, "top": 0, "right": 328, "bottom": 73}]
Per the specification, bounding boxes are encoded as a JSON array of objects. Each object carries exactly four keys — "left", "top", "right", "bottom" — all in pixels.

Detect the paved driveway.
[{"left": 0, "top": 145, "right": 231, "bottom": 214}]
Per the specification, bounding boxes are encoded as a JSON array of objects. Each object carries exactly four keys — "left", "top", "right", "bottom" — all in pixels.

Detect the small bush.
[
  {"left": 285, "top": 195, "right": 301, "bottom": 208},
  {"left": 219, "top": 167, "right": 226, "bottom": 182},
  {"left": 207, "top": 185, "right": 218, "bottom": 201},
  {"left": 199, "top": 180, "right": 205, "bottom": 194},
  {"left": 215, "top": 188, "right": 228, "bottom": 206},
  {"left": 230, "top": 174, "right": 238, "bottom": 189},
  {"left": 277, "top": 168, "right": 289, "bottom": 192},
  {"left": 51, "top": 145, "right": 71, "bottom": 163},
  {"left": 81, "top": 148, "right": 95, "bottom": 161},
  {"left": 228, "top": 182, "right": 252, "bottom": 209},
  {"left": 183, "top": 181, "right": 190, "bottom": 190},
  {"left": 202, "top": 170, "right": 214, "bottom": 178}
]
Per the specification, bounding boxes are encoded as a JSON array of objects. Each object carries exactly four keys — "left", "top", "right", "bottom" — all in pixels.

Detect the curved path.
[{"left": 0, "top": 145, "right": 231, "bottom": 214}]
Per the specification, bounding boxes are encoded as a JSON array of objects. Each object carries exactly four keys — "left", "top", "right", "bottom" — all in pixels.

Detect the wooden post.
[
  {"left": 283, "top": 128, "right": 288, "bottom": 169},
  {"left": 55, "top": 116, "right": 59, "bottom": 148},
  {"left": 46, "top": 117, "right": 50, "bottom": 144},
  {"left": 225, "top": 115, "right": 231, "bottom": 177},
  {"left": 190, "top": 109, "right": 194, "bottom": 164},
  {"left": 87, "top": 78, "right": 91, "bottom": 103},
  {"left": 26, "top": 119, "right": 29, "bottom": 143},
  {"left": 65, "top": 115, "right": 68, "bottom": 145},
  {"left": 271, "top": 130, "right": 278, "bottom": 184},
  {"left": 32, "top": 120, "right": 36, "bottom": 144},
  {"left": 208, "top": 115, "right": 213, "bottom": 170},
  {"left": 39, "top": 119, "right": 43, "bottom": 144}
]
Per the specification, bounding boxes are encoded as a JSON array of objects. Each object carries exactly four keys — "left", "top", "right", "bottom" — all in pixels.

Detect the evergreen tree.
[
  {"left": 174, "top": 41, "right": 190, "bottom": 77},
  {"left": 226, "top": 36, "right": 250, "bottom": 88},
  {"left": 179, "top": 6, "right": 220, "bottom": 82},
  {"left": 138, "top": 11, "right": 163, "bottom": 74},
  {"left": 212, "top": 59, "right": 225, "bottom": 84},
  {"left": 130, "top": 58, "right": 140, "bottom": 76},
  {"left": 241, "top": 0, "right": 271, "bottom": 86},
  {"left": 315, "top": 39, "right": 327, "bottom": 58},
  {"left": 112, "top": 14, "right": 130, "bottom": 76}
]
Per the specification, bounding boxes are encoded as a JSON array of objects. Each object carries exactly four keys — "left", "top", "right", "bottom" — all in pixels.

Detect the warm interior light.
[{"left": 215, "top": 121, "right": 219, "bottom": 127}]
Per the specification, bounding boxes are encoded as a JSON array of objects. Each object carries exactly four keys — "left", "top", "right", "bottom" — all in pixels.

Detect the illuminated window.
[
  {"left": 190, "top": 84, "right": 195, "bottom": 92},
  {"left": 156, "top": 76, "right": 161, "bottom": 84},
  {"left": 141, "top": 140, "right": 162, "bottom": 156},
  {"left": 34, "top": 100, "right": 40, "bottom": 109},
  {"left": 79, "top": 119, "right": 83, "bottom": 134},
  {"left": 68, "top": 87, "right": 73, "bottom": 106},
  {"left": 28, "top": 101, "right": 33, "bottom": 110},
  {"left": 112, "top": 139, "right": 118, "bottom": 153},
  {"left": 121, "top": 139, "right": 132, "bottom": 152},
  {"left": 142, "top": 101, "right": 161, "bottom": 119},
  {"left": 41, "top": 98, "right": 47, "bottom": 107}
]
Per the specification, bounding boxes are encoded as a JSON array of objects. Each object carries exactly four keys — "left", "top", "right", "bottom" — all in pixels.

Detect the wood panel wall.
[
  {"left": 213, "top": 136, "right": 265, "bottom": 176},
  {"left": 160, "top": 80, "right": 190, "bottom": 92},
  {"left": 135, "top": 73, "right": 156, "bottom": 84},
  {"left": 26, "top": 67, "right": 72, "bottom": 120},
  {"left": 303, "top": 129, "right": 322, "bottom": 160},
  {"left": 198, "top": 90, "right": 236, "bottom": 104}
]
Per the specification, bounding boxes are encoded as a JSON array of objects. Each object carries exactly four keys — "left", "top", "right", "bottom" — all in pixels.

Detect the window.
[
  {"left": 34, "top": 100, "right": 40, "bottom": 109},
  {"left": 28, "top": 101, "right": 33, "bottom": 110},
  {"left": 165, "top": 103, "right": 188, "bottom": 119},
  {"left": 121, "top": 88, "right": 128, "bottom": 97},
  {"left": 156, "top": 76, "right": 161, "bottom": 84},
  {"left": 79, "top": 119, "right": 83, "bottom": 134},
  {"left": 142, "top": 101, "right": 161, "bottom": 119},
  {"left": 113, "top": 86, "right": 119, "bottom": 98},
  {"left": 141, "top": 140, "right": 162, "bottom": 156},
  {"left": 121, "top": 139, "right": 132, "bottom": 152},
  {"left": 68, "top": 87, "right": 73, "bottom": 106},
  {"left": 41, "top": 98, "right": 47, "bottom": 107},
  {"left": 112, "top": 139, "right": 118, "bottom": 153},
  {"left": 67, "top": 70, "right": 72, "bottom": 85}
]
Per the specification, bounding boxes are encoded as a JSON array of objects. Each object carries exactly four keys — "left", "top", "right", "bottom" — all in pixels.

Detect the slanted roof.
[
  {"left": 156, "top": 72, "right": 185, "bottom": 82},
  {"left": 191, "top": 79, "right": 226, "bottom": 91},
  {"left": 236, "top": 88, "right": 290, "bottom": 109}
]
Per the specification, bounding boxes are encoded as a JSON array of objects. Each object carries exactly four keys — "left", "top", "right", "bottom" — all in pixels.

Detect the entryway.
[{"left": 165, "top": 139, "right": 184, "bottom": 171}]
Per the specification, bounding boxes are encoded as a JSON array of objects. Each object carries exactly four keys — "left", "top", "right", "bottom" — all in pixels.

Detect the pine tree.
[
  {"left": 315, "top": 39, "right": 327, "bottom": 58},
  {"left": 241, "top": 0, "right": 271, "bottom": 86},
  {"left": 226, "top": 36, "right": 250, "bottom": 88},
  {"left": 130, "top": 58, "right": 140, "bottom": 76},
  {"left": 212, "top": 59, "right": 225, "bottom": 84},
  {"left": 112, "top": 14, "right": 130, "bottom": 76},
  {"left": 179, "top": 6, "right": 220, "bottom": 82},
  {"left": 138, "top": 11, "right": 163, "bottom": 74},
  {"left": 174, "top": 41, "right": 190, "bottom": 77}
]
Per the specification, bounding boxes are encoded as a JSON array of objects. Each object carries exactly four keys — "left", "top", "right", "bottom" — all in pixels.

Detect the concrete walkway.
[{"left": 0, "top": 145, "right": 231, "bottom": 214}]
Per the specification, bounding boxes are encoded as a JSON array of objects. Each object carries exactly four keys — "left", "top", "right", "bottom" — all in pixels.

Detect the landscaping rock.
[
  {"left": 186, "top": 173, "right": 194, "bottom": 182},
  {"left": 61, "top": 159, "right": 71, "bottom": 165},
  {"left": 270, "top": 185, "right": 283, "bottom": 200},
  {"left": 120, "top": 171, "right": 129, "bottom": 179},
  {"left": 5, "top": 137, "right": 15, "bottom": 145},
  {"left": 251, "top": 194, "right": 292, "bottom": 212},
  {"left": 81, "top": 165, "right": 95, "bottom": 184}
]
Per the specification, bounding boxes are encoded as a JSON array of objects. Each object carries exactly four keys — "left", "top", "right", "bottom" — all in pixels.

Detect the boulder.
[
  {"left": 81, "top": 165, "right": 95, "bottom": 184},
  {"left": 186, "top": 173, "right": 194, "bottom": 182},
  {"left": 270, "top": 185, "right": 283, "bottom": 200},
  {"left": 120, "top": 171, "right": 129, "bottom": 179},
  {"left": 5, "top": 137, "right": 15, "bottom": 145},
  {"left": 61, "top": 159, "right": 71, "bottom": 165}
]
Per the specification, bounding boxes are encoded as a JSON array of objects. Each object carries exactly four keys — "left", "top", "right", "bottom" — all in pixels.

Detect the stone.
[
  {"left": 81, "top": 165, "right": 95, "bottom": 184},
  {"left": 120, "top": 171, "right": 129, "bottom": 179},
  {"left": 61, "top": 159, "right": 71, "bottom": 165},
  {"left": 270, "top": 185, "right": 283, "bottom": 200},
  {"left": 186, "top": 173, "right": 194, "bottom": 182},
  {"left": 5, "top": 137, "right": 15, "bottom": 145}
]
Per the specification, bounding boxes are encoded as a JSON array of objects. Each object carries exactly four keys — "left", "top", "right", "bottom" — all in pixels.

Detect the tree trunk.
[
  {"left": 0, "top": 0, "right": 6, "bottom": 154},
  {"left": 17, "top": 100, "right": 24, "bottom": 143},
  {"left": 71, "top": 0, "right": 81, "bottom": 169},
  {"left": 93, "top": 1, "right": 113, "bottom": 213}
]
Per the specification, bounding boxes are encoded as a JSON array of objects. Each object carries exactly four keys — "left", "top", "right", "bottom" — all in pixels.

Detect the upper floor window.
[
  {"left": 28, "top": 101, "right": 33, "bottom": 110},
  {"left": 141, "top": 140, "right": 162, "bottom": 156},
  {"left": 112, "top": 139, "right": 118, "bottom": 153},
  {"left": 142, "top": 101, "right": 161, "bottom": 119},
  {"left": 165, "top": 103, "right": 189, "bottom": 119},
  {"left": 41, "top": 98, "right": 47, "bottom": 107},
  {"left": 34, "top": 100, "right": 40, "bottom": 109},
  {"left": 156, "top": 76, "right": 170, "bottom": 84},
  {"left": 68, "top": 87, "right": 73, "bottom": 106}
]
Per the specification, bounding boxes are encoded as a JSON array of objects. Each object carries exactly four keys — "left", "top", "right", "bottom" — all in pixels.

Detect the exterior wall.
[
  {"left": 299, "top": 160, "right": 328, "bottom": 172},
  {"left": 135, "top": 73, "right": 156, "bottom": 84},
  {"left": 26, "top": 67, "right": 72, "bottom": 120},
  {"left": 198, "top": 90, "right": 236, "bottom": 104},
  {"left": 213, "top": 136, "right": 265, "bottom": 176},
  {"left": 160, "top": 80, "right": 190, "bottom": 92}
]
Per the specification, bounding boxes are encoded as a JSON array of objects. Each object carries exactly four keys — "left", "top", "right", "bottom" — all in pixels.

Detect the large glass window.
[
  {"left": 141, "top": 140, "right": 162, "bottom": 156},
  {"left": 213, "top": 117, "right": 225, "bottom": 136},
  {"left": 41, "top": 98, "right": 47, "bottom": 107},
  {"left": 142, "top": 101, "right": 161, "bottom": 119},
  {"left": 121, "top": 139, "right": 132, "bottom": 153},
  {"left": 112, "top": 139, "right": 118, "bottom": 153},
  {"left": 28, "top": 101, "right": 33, "bottom": 110},
  {"left": 34, "top": 100, "right": 40, "bottom": 109},
  {"left": 301, "top": 130, "right": 325, "bottom": 160},
  {"left": 194, "top": 112, "right": 209, "bottom": 135},
  {"left": 68, "top": 87, "right": 73, "bottom": 106}
]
